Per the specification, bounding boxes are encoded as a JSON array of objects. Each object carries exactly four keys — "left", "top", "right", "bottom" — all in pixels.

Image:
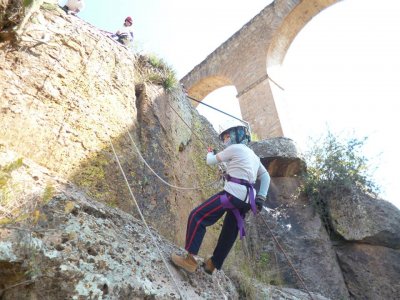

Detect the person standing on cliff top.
[
  {"left": 62, "top": 0, "right": 85, "bottom": 15},
  {"left": 115, "top": 16, "right": 134, "bottom": 46},
  {"left": 171, "top": 119, "right": 271, "bottom": 274}
]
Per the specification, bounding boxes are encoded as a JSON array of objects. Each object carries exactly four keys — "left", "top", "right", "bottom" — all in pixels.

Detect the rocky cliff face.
[
  {"left": 0, "top": 0, "right": 222, "bottom": 252},
  {"left": 1, "top": 1, "right": 399, "bottom": 300},
  {"left": 0, "top": 149, "right": 239, "bottom": 299}
]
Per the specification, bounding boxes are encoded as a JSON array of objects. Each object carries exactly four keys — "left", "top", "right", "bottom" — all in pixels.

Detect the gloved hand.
[
  {"left": 206, "top": 150, "right": 218, "bottom": 165},
  {"left": 255, "top": 195, "right": 266, "bottom": 212}
]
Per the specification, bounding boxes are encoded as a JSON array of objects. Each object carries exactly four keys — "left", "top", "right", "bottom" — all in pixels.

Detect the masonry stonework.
[{"left": 181, "top": 0, "right": 341, "bottom": 139}]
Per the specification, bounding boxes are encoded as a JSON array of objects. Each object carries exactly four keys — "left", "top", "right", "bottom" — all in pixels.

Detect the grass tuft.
[{"left": 134, "top": 54, "right": 179, "bottom": 93}]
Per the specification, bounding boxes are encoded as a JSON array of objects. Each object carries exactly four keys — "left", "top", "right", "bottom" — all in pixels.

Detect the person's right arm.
[
  {"left": 255, "top": 164, "right": 270, "bottom": 211},
  {"left": 206, "top": 145, "right": 233, "bottom": 165},
  {"left": 206, "top": 152, "right": 221, "bottom": 165}
]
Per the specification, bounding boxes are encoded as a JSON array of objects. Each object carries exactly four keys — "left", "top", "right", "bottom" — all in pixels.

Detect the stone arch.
[
  {"left": 267, "top": 0, "right": 340, "bottom": 68},
  {"left": 196, "top": 85, "right": 241, "bottom": 135},
  {"left": 181, "top": 0, "right": 342, "bottom": 139},
  {"left": 186, "top": 75, "right": 233, "bottom": 107}
]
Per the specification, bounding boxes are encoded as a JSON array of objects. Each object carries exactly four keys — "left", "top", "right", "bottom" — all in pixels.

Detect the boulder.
[
  {"left": 251, "top": 138, "right": 306, "bottom": 177},
  {"left": 336, "top": 243, "right": 400, "bottom": 300},
  {"left": 236, "top": 177, "right": 349, "bottom": 300},
  {"left": 328, "top": 189, "right": 400, "bottom": 249}
]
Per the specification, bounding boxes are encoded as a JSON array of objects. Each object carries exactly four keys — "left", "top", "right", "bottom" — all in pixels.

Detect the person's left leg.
[
  {"left": 209, "top": 196, "right": 250, "bottom": 271},
  {"left": 171, "top": 191, "right": 226, "bottom": 273},
  {"left": 185, "top": 191, "right": 226, "bottom": 255},
  {"left": 209, "top": 210, "right": 238, "bottom": 271}
]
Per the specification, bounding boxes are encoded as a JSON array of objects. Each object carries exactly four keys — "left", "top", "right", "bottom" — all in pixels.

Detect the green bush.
[
  {"left": 148, "top": 54, "right": 164, "bottom": 70},
  {"left": 301, "top": 131, "right": 380, "bottom": 234},
  {"left": 135, "top": 54, "right": 178, "bottom": 93},
  {"left": 162, "top": 70, "right": 178, "bottom": 92}
]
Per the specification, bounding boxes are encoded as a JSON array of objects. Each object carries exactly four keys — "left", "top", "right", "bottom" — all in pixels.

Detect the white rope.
[
  {"left": 66, "top": 30, "right": 186, "bottom": 298},
  {"left": 28, "top": 16, "right": 220, "bottom": 298},
  {"left": 126, "top": 130, "right": 221, "bottom": 190},
  {"left": 25, "top": 16, "right": 187, "bottom": 298},
  {"left": 123, "top": 130, "right": 235, "bottom": 299},
  {"left": 107, "top": 135, "right": 186, "bottom": 300}
]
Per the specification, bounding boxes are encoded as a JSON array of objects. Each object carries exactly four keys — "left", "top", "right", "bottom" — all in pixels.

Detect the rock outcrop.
[
  {"left": 328, "top": 189, "right": 400, "bottom": 249},
  {"left": 336, "top": 243, "right": 400, "bottom": 300},
  {"left": 0, "top": 149, "right": 238, "bottom": 299},
  {"left": 0, "top": 147, "right": 331, "bottom": 299},
  {"left": 239, "top": 177, "right": 350, "bottom": 300},
  {"left": 251, "top": 137, "right": 306, "bottom": 177},
  {"left": 0, "top": 0, "right": 222, "bottom": 254},
  {"left": 327, "top": 189, "right": 400, "bottom": 299}
]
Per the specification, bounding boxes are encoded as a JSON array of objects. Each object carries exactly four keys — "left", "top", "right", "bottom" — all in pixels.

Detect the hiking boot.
[
  {"left": 171, "top": 253, "right": 198, "bottom": 273},
  {"left": 203, "top": 258, "right": 215, "bottom": 275}
]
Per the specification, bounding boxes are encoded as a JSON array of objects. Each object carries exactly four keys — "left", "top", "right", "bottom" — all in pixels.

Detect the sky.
[{"left": 75, "top": 0, "right": 400, "bottom": 209}]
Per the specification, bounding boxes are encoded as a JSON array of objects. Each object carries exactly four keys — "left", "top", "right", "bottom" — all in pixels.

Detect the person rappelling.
[{"left": 171, "top": 119, "right": 271, "bottom": 274}]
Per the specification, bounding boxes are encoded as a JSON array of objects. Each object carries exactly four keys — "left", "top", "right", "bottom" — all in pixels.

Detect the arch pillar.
[{"left": 238, "top": 76, "right": 283, "bottom": 139}]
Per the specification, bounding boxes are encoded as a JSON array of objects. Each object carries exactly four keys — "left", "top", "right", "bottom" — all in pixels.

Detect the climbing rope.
[
  {"left": 173, "top": 92, "right": 313, "bottom": 299},
  {"left": 213, "top": 274, "right": 229, "bottom": 300},
  {"left": 267, "top": 74, "right": 285, "bottom": 91},
  {"left": 167, "top": 101, "right": 208, "bottom": 149},
  {"left": 63, "top": 24, "right": 222, "bottom": 298},
  {"left": 8, "top": 10, "right": 228, "bottom": 299},
  {"left": 107, "top": 135, "right": 186, "bottom": 300},
  {"left": 25, "top": 12, "right": 311, "bottom": 299},
  {"left": 28, "top": 17, "right": 187, "bottom": 298},
  {"left": 166, "top": 99, "right": 228, "bottom": 179},
  {"left": 186, "top": 95, "right": 248, "bottom": 127},
  {"left": 259, "top": 209, "right": 314, "bottom": 300},
  {"left": 125, "top": 129, "right": 222, "bottom": 190},
  {"left": 75, "top": 31, "right": 187, "bottom": 298}
]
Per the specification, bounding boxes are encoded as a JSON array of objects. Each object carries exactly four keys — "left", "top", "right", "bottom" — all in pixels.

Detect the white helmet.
[{"left": 218, "top": 119, "right": 251, "bottom": 145}]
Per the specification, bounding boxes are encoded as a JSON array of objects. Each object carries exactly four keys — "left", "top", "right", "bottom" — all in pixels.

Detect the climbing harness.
[
  {"left": 220, "top": 175, "right": 257, "bottom": 239},
  {"left": 224, "top": 175, "right": 256, "bottom": 215},
  {"left": 185, "top": 93, "right": 313, "bottom": 298}
]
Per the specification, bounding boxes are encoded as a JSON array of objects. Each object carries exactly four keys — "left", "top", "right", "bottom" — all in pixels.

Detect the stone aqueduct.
[{"left": 181, "top": 0, "right": 341, "bottom": 139}]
